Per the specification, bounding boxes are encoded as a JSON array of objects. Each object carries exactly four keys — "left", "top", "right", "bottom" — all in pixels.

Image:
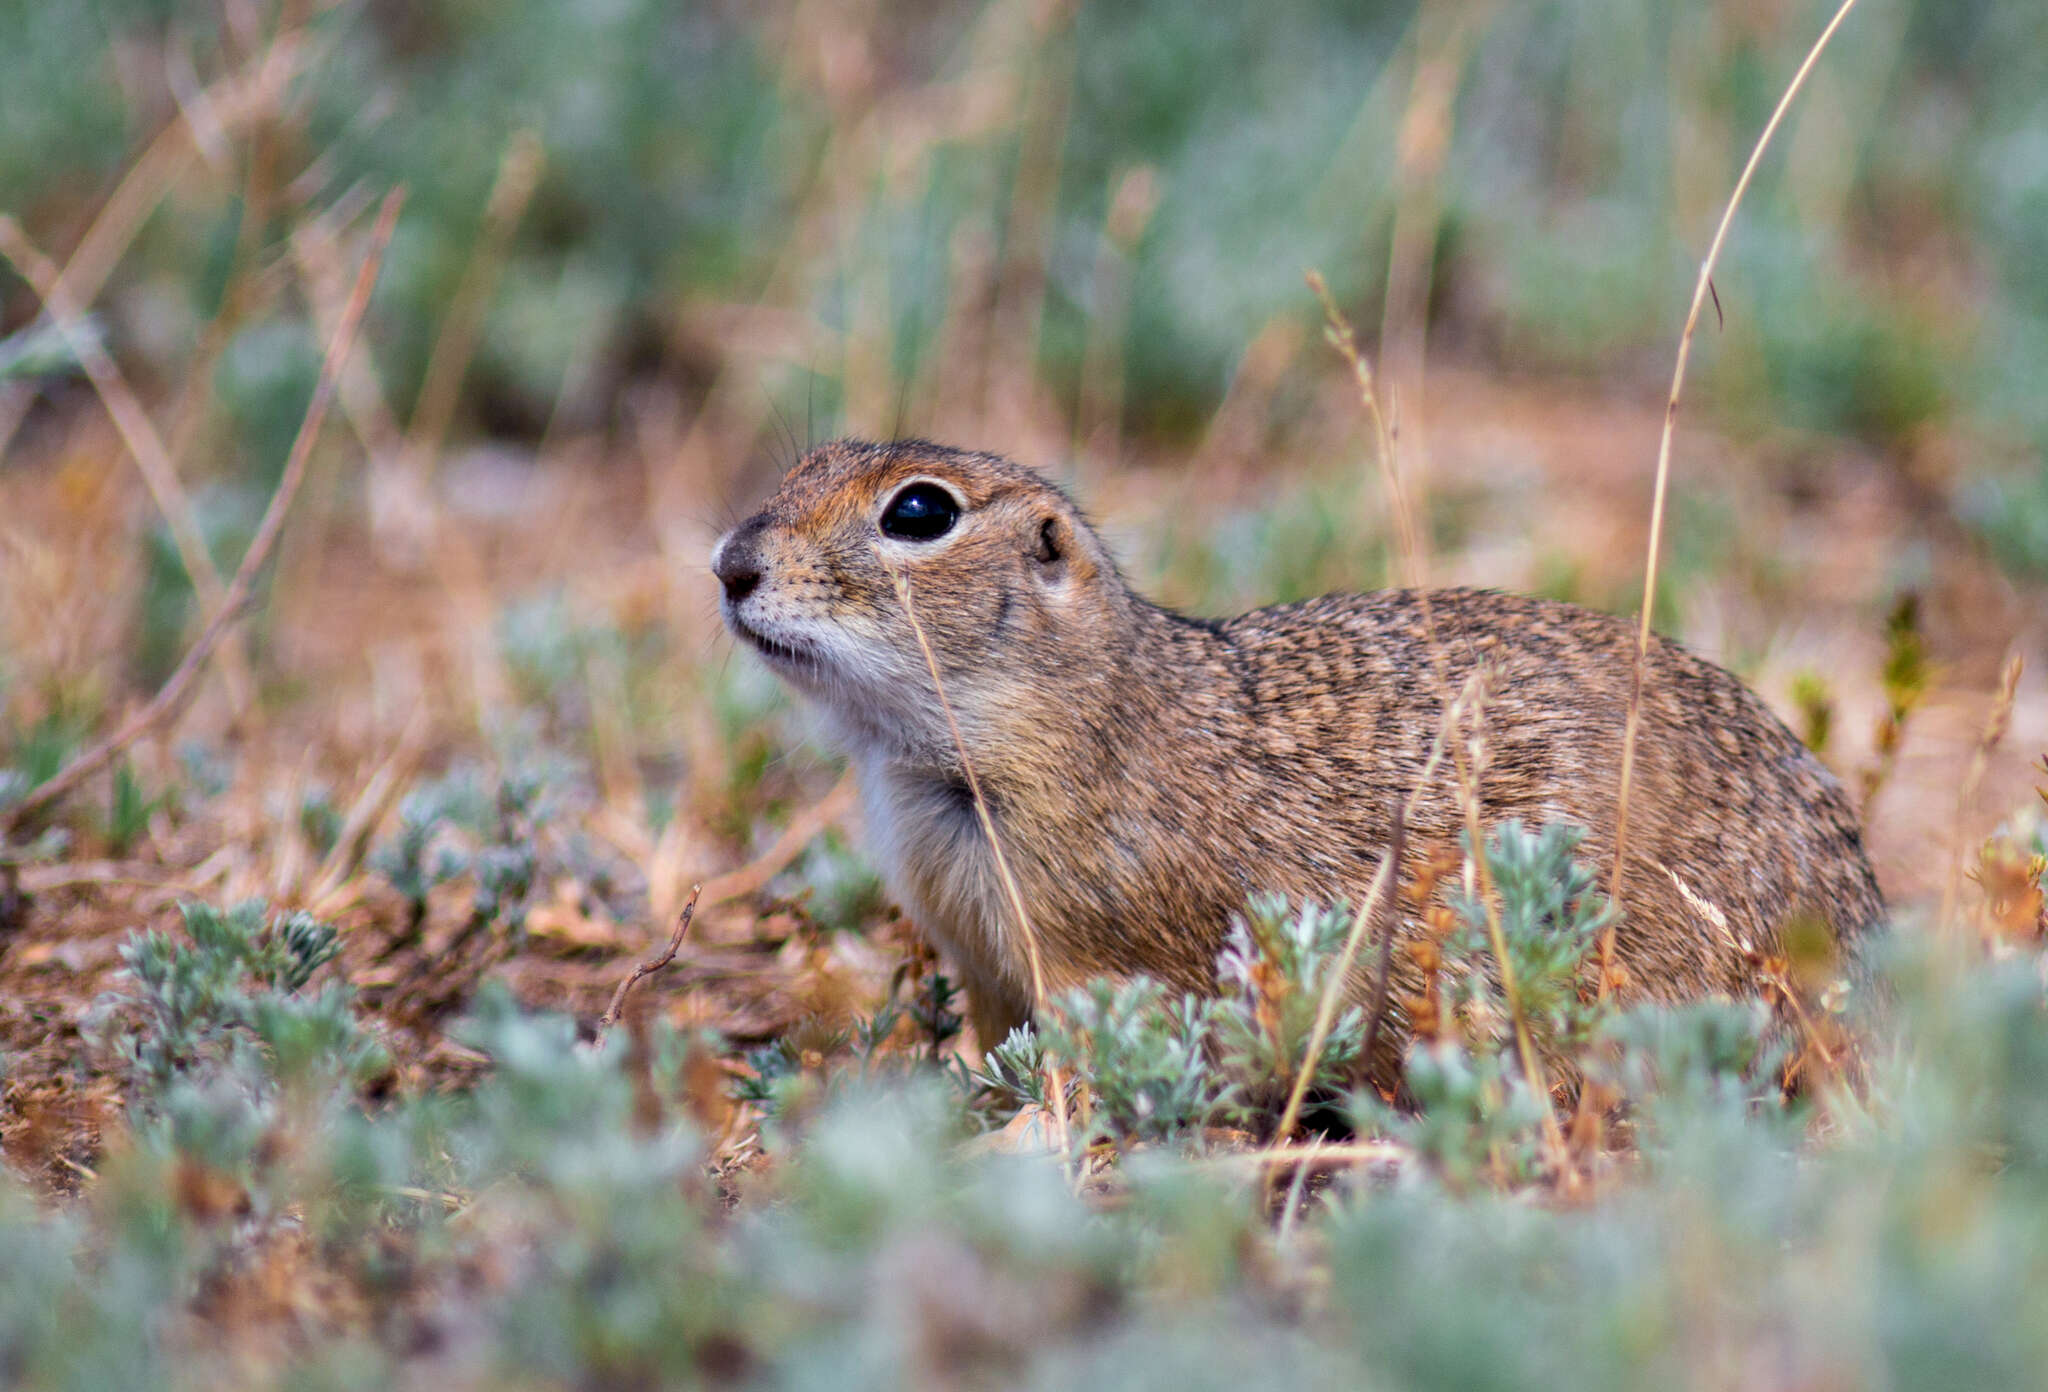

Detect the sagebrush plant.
[
  {"left": 1212, "top": 894, "right": 1371, "bottom": 1126},
  {"left": 1037, "top": 977, "right": 1228, "bottom": 1147},
  {"left": 71, "top": 901, "right": 393, "bottom": 1249},
  {"left": 949, "top": 821, "right": 1614, "bottom": 1162},
  {"left": 1443, "top": 820, "right": 1615, "bottom": 1059},
  {"left": 91, "top": 900, "right": 386, "bottom": 1104},
  {"left": 968, "top": 1023, "right": 1052, "bottom": 1116},
  {"left": 10, "top": 872, "right": 2048, "bottom": 1387},
  {"left": 368, "top": 731, "right": 599, "bottom": 952},
  {"left": 1336, "top": 821, "right": 1616, "bottom": 1184}
]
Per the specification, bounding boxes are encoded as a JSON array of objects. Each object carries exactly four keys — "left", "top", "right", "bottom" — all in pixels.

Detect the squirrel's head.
[{"left": 712, "top": 439, "right": 1127, "bottom": 758}]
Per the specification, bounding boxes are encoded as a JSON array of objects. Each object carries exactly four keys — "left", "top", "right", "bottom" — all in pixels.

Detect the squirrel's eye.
[{"left": 879, "top": 482, "right": 961, "bottom": 540}]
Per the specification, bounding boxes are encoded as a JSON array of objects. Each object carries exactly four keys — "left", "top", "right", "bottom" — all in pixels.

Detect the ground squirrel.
[{"left": 713, "top": 438, "right": 1884, "bottom": 1072}]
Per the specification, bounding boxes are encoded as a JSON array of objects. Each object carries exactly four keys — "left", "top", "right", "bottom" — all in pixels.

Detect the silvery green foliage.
[
  {"left": 22, "top": 898, "right": 2048, "bottom": 1389},
  {"left": 0, "top": 767, "right": 26, "bottom": 815},
  {"left": 0, "top": 317, "right": 96, "bottom": 381},
  {"left": 1036, "top": 978, "right": 1230, "bottom": 1148},
  {"left": 1386, "top": 1039, "right": 1553, "bottom": 1188},
  {"left": 369, "top": 734, "right": 594, "bottom": 942},
  {"left": 1443, "top": 819, "right": 1614, "bottom": 1055},
  {"left": 969, "top": 1024, "right": 1051, "bottom": 1114},
  {"left": 371, "top": 771, "right": 488, "bottom": 918},
  {"left": 963, "top": 897, "right": 1368, "bottom": 1143},
  {"left": 1360, "top": 820, "right": 1615, "bottom": 1184},
  {"left": 95, "top": 901, "right": 377, "bottom": 1102},
  {"left": 1212, "top": 894, "right": 1370, "bottom": 1123}
]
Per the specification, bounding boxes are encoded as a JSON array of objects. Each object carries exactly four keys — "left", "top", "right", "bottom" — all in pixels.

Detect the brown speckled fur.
[{"left": 712, "top": 439, "right": 1885, "bottom": 1074}]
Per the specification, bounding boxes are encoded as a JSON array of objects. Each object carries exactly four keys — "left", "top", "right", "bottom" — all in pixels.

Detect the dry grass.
[
  {"left": 2, "top": 189, "right": 401, "bottom": 836},
  {"left": 1599, "top": 0, "right": 1866, "bottom": 1004}
]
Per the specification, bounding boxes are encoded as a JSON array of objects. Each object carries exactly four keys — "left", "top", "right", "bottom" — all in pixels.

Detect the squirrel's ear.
[
  {"left": 1031, "top": 513, "right": 1097, "bottom": 589},
  {"left": 1032, "top": 517, "right": 1064, "bottom": 565}
]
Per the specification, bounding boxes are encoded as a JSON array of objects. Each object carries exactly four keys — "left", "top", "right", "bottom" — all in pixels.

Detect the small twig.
[
  {"left": 1, "top": 189, "right": 404, "bottom": 837},
  {"left": 1227, "top": 1139, "right": 1409, "bottom": 1171},
  {"left": 1597, "top": 0, "right": 1863, "bottom": 1001},
  {"left": 597, "top": 884, "right": 703, "bottom": 1042},
  {"left": 378, "top": 1183, "right": 467, "bottom": 1213},
  {"left": 51, "top": 1153, "right": 99, "bottom": 1183},
  {"left": 17, "top": 860, "right": 213, "bottom": 894},
  {"left": 291, "top": 207, "right": 408, "bottom": 465}
]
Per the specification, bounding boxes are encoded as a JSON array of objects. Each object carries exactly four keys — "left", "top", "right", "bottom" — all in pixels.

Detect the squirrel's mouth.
[{"left": 728, "top": 616, "right": 822, "bottom": 672}]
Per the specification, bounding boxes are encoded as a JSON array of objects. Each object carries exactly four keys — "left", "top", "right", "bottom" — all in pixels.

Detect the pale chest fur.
[{"left": 853, "top": 752, "right": 1026, "bottom": 1002}]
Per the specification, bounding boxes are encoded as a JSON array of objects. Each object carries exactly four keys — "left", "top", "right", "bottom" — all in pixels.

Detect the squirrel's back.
[{"left": 1222, "top": 587, "right": 1882, "bottom": 992}]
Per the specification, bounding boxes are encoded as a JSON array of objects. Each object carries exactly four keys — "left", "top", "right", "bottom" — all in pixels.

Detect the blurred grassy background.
[
  {"left": 3, "top": 0, "right": 2046, "bottom": 901},
  {"left": 7, "top": 1, "right": 2047, "bottom": 467}
]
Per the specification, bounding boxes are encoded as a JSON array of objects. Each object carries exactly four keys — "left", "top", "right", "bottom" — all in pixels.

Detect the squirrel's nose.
[{"left": 713, "top": 519, "right": 767, "bottom": 602}]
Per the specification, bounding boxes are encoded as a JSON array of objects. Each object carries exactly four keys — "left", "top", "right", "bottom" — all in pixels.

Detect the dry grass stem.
[
  {"left": 402, "top": 130, "right": 546, "bottom": 486},
  {"left": 1450, "top": 702, "right": 1576, "bottom": 1188},
  {"left": 882, "top": 563, "right": 1049, "bottom": 1012},
  {"left": 1228, "top": 1139, "right": 1409, "bottom": 1171},
  {"left": 1306, "top": 271, "right": 1428, "bottom": 593},
  {"left": 1940, "top": 651, "right": 2025, "bottom": 936},
  {"left": 292, "top": 213, "right": 407, "bottom": 464},
  {"left": 1359, "top": 800, "right": 1409, "bottom": 1070},
  {"left": 1275, "top": 1135, "right": 1321, "bottom": 1246},
  {"left": 1270, "top": 666, "right": 1486, "bottom": 1145},
  {"left": 1307, "top": 271, "right": 1455, "bottom": 721},
  {"left": 0, "top": 217, "right": 250, "bottom": 710},
  {"left": 597, "top": 884, "right": 704, "bottom": 1042},
  {"left": 305, "top": 708, "right": 432, "bottom": 916},
  {"left": 883, "top": 557, "right": 1073, "bottom": 1159},
  {"left": 1760, "top": 959, "right": 1841, "bottom": 1083},
  {"left": 17, "top": 861, "right": 214, "bottom": 895},
  {"left": 1, "top": 189, "right": 405, "bottom": 837},
  {"left": 1598, "top": 0, "right": 1864, "bottom": 1004},
  {"left": 697, "top": 771, "right": 858, "bottom": 908},
  {"left": 1267, "top": 276, "right": 1458, "bottom": 1156}
]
